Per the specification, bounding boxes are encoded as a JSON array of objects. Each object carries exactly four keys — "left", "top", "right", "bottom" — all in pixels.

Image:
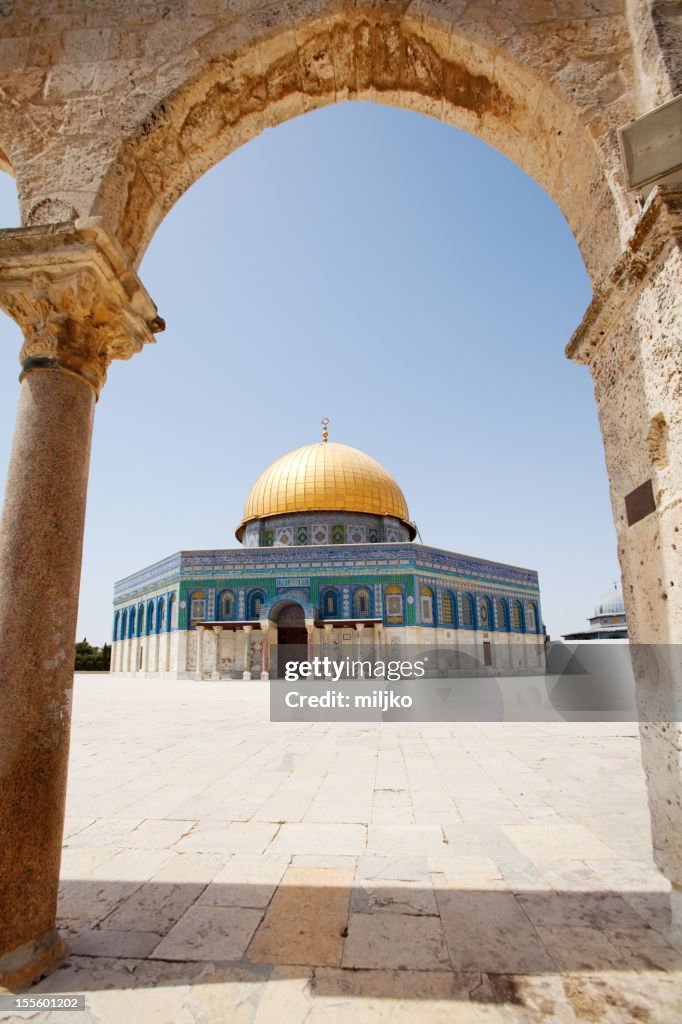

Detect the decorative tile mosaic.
[
  {"left": 368, "top": 526, "right": 380, "bottom": 543},
  {"left": 348, "top": 525, "right": 367, "bottom": 544},
  {"left": 114, "top": 543, "right": 542, "bottom": 640},
  {"left": 263, "top": 530, "right": 274, "bottom": 546},
  {"left": 331, "top": 524, "right": 344, "bottom": 544},
  {"left": 312, "top": 524, "right": 330, "bottom": 544},
  {"left": 296, "top": 525, "right": 309, "bottom": 545},
  {"left": 275, "top": 527, "right": 293, "bottom": 546}
]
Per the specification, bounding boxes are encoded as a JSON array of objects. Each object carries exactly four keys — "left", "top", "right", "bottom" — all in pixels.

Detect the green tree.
[{"left": 74, "top": 638, "right": 110, "bottom": 671}]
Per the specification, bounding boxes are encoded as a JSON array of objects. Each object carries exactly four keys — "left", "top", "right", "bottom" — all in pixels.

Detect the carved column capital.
[
  {"left": 0, "top": 219, "right": 163, "bottom": 396},
  {"left": 567, "top": 186, "right": 682, "bottom": 367}
]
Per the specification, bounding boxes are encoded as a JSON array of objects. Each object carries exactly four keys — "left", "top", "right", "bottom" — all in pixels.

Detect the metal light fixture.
[{"left": 619, "top": 94, "right": 682, "bottom": 198}]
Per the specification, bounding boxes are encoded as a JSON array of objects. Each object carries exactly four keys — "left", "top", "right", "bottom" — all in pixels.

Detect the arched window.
[
  {"left": 219, "top": 590, "right": 235, "bottom": 620},
  {"left": 526, "top": 602, "right": 537, "bottom": 632},
  {"left": 190, "top": 590, "right": 206, "bottom": 621},
  {"left": 420, "top": 586, "right": 434, "bottom": 624},
  {"left": 321, "top": 588, "right": 339, "bottom": 618},
  {"left": 353, "top": 587, "right": 371, "bottom": 618},
  {"left": 461, "top": 593, "right": 475, "bottom": 628},
  {"left": 128, "top": 608, "right": 135, "bottom": 638},
  {"left": 384, "top": 585, "right": 404, "bottom": 623},
  {"left": 495, "top": 598, "right": 509, "bottom": 631},
  {"left": 512, "top": 601, "right": 524, "bottom": 631},
  {"left": 147, "top": 601, "right": 155, "bottom": 634},
  {"left": 113, "top": 611, "right": 120, "bottom": 641},
  {"left": 442, "top": 591, "right": 455, "bottom": 626},
  {"left": 248, "top": 590, "right": 266, "bottom": 619},
  {"left": 157, "top": 597, "right": 165, "bottom": 633},
  {"left": 169, "top": 594, "right": 178, "bottom": 629},
  {"left": 137, "top": 605, "right": 144, "bottom": 637},
  {"left": 479, "top": 597, "right": 492, "bottom": 629}
]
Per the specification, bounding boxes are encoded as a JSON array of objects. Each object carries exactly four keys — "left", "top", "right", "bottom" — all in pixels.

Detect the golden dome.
[{"left": 236, "top": 441, "right": 415, "bottom": 540}]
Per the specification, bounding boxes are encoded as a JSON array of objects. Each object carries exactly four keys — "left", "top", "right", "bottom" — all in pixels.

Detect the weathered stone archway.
[{"left": 0, "top": 0, "right": 679, "bottom": 987}]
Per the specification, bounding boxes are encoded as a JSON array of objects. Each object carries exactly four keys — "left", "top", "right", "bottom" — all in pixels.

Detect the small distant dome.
[{"left": 594, "top": 585, "right": 624, "bottom": 618}]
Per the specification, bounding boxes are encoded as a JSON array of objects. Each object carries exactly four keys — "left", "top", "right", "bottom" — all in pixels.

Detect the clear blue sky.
[{"left": 0, "top": 101, "right": 621, "bottom": 642}]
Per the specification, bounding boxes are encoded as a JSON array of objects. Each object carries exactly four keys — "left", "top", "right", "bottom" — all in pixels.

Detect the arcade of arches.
[{"left": 0, "top": 0, "right": 679, "bottom": 989}]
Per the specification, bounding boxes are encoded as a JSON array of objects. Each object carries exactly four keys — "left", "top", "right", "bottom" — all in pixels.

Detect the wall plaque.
[{"left": 625, "top": 479, "right": 656, "bottom": 526}]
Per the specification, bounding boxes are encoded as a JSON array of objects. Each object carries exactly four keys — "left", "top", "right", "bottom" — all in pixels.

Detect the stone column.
[
  {"left": 211, "top": 626, "right": 222, "bottom": 681},
  {"left": 165, "top": 598, "right": 173, "bottom": 672},
  {"left": 305, "top": 620, "right": 315, "bottom": 662},
  {"left": 175, "top": 630, "right": 188, "bottom": 677},
  {"left": 243, "top": 625, "right": 253, "bottom": 680},
  {"left": 193, "top": 626, "right": 206, "bottom": 681},
  {"left": 567, "top": 186, "right": 682, "bottom": 941},
  {"left": 324, "top": 623, "right": 334, "bottom": 675},
  {"left": 0, "top": 221, "right": 162, "bottom": 988},
  {"left": 261, "top": 623, "right": 270, "bottom": 681},
  {"left": 374, "top": 623, "right": 383, "bottom": 664},
  {"left": 142, "top": 631, "right": 150, "bottom": 674},
  {"left": 355, "top": 623, "right": 366, "bottom": 677}
]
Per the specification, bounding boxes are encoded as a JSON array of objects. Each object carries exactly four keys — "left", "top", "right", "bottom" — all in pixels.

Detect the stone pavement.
[{"left": 5, "top": 676, "right": 682, "bottom": 1023}]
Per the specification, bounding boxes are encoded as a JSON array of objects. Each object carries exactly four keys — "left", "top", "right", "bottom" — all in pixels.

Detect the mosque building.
[
  {"left": 110, "top": 425, "right": 546, "bottom": 679},
  {"left": 561, "top": 584, "right": 628, "bottom": 641}
]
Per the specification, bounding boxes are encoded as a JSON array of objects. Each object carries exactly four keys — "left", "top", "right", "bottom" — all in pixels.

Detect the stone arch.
[
  {"left": 86, "top": 6, "right": 639, "bottom": 279},
  {"left": 271, "top": 600, "right": 307, "bottom": 627},
  {"left": 217, "top": 588, "right": 236, "bottom": 620},
  {"left": 0, "top": 144, "right": 13, "bottom": 177},
  {"left": 247, "top": 588, "right": 267, "bottom": 619},
  {"left": 264, "top": 594, "right": 316, "bottom": 624},
  {"left": 461, "top": 592, "right": 477, "bottom": 629},
  {"left": 353, "top": 586, "right": 373, "bottom": 618},
  {"left": 320, "top": 586, "right": 340, "bottom": 618},
  {"left": 495, "top": 597, "right": 510, "bottom": 632},
  {"left": 1, "top": 0, "right": 682, "bottom": 989}
]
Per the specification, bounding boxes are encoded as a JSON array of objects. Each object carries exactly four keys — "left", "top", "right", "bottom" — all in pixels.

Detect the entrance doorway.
[{"left": 275, "top": 603, "right": 308, "bottom": 678}]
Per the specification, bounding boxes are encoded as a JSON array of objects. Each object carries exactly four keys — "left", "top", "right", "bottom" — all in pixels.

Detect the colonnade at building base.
[{"left": 110, "top": 625, "right": 547, "bottom": 681}]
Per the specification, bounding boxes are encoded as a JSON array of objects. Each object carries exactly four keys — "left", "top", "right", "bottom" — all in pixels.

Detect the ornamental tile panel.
[{"left": 312, "top": 524, "right": 330, "bottom": 544}]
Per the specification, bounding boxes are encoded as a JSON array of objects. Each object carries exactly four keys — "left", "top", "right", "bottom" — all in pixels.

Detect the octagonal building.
[{"left": 111, "top": 433, "right": 545, "bottom": 679}]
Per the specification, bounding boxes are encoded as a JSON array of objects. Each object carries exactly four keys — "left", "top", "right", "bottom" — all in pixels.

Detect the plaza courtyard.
[{"left": 8, "top": 675, "right": 682, "bottom": 1023}]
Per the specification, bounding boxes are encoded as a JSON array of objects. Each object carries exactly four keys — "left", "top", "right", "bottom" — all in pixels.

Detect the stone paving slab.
[
  {"left": 248, "top": 866, "right": 354, "bottom": 966},
  {"left": 4, "top": 677, "right": 682, "bottom": 1023}
]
